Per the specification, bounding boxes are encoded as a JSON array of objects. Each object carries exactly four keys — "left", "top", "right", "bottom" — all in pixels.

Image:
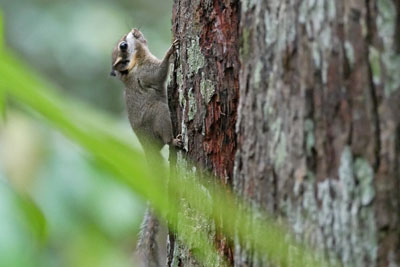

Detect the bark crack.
[{"left": 365, "top": 0, "right": 381, "bottom": 172}]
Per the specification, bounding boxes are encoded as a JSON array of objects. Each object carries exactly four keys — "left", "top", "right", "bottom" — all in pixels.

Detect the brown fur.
[
  {"left": 111, "top": 29, "right": 180, "bottom": 148},
  {"left": 111, "top": 29, "right": 181, "bottom": 267},
  {"left": 136, "top": 206, "right": 159, "bottom": 267}
]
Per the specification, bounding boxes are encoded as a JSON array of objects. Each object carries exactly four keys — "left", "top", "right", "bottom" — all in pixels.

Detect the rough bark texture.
[
  {"left": 167, "top": 0, "right": 239, "bottom": 265},
  {"left": 168, "top": 0, "right": 400, "bottom": 266}
]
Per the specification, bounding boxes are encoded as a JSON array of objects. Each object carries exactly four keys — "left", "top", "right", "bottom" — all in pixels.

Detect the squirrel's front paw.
[
  {"left": 172, "top": 39, "right": 179, "bottom": 49},
  {"left": 172, "top": 134, "right": 183, "bottom": 149},
  {"left": 168, "top": 39, "right": 179, "bottom": 55}
]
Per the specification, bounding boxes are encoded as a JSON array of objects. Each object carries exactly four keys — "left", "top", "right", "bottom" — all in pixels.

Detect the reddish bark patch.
[{"left": 199, "top": 0, "right": 240, "bottom": 182}]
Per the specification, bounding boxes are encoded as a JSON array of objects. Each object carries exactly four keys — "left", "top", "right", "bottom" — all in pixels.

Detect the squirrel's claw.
[
  {"left": 167, "top": 39, "right": 179, "bottom": 57},
  {"left": 172, "top": 39, "right": 179, "bottom": 48}
]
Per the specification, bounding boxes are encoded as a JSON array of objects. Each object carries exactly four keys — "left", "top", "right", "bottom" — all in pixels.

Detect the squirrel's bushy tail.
[
  {"left": 136, "top": 205, "right": 159, "bottom": 267},
  {"left": 135, "top": 144, "right": 165, "bottom": 266}
]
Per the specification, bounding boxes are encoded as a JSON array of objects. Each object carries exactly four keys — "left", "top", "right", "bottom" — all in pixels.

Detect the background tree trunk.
[{"left": 168, "top": 0, "right": 400, "bottom": 266}]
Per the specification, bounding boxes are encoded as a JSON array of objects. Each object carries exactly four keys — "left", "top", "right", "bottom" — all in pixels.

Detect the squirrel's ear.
[{"left": 110, "top": 69, "right": 116, "bottom": 76}]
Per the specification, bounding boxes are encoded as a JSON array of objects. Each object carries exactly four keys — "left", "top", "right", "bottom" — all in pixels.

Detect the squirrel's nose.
[{"left": 119, "top": 42, "right": 128, "bottom": 51}]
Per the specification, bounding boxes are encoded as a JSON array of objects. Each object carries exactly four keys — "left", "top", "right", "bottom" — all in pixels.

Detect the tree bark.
[
  {"left": 168, "top": 0, "right": 400, "bottom": 266},
  {"left": 167, "top": 0, "right": 239, "bottom": 265}
]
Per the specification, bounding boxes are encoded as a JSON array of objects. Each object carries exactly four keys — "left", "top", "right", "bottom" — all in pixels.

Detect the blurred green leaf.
[
  {"left": 0, "top": 87, "right": 5, "bottom": 122},
  {"left": 0, "top": 11, "right": 3, "bottom": 49},
  {"left": 0, "top": 13, "right": 5, "bottom": 121},
  {"left": 0, "top": 181, "right": 47, "bottom": 244},
  {"left": 13, "top": 188, "right": 47, "bottom": 243}
]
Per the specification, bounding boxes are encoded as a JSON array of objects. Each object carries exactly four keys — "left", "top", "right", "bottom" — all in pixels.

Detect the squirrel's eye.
[{"left": 119, "top": 42, "right": 128, "bottom": 51}]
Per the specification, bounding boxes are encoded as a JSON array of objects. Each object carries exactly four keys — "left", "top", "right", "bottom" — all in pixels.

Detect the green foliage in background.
[
  {"left": 0, "top": 1, "right": 172, "bottom": 265},
  {"left": 0, "top": 0, "right": 173, "bottom": 114}
]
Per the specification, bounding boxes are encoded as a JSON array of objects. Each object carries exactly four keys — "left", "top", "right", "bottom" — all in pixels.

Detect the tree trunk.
[
  {"left": 168, "top": 0, "right": 400, "bottom": 266},
  {"left": 167, "top": 0, "right": 239, "bottom": 265}
]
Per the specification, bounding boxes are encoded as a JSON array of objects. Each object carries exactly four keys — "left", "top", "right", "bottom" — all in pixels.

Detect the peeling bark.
[{"left": 168, "top": 0, "right": 400, "bottom": 266}]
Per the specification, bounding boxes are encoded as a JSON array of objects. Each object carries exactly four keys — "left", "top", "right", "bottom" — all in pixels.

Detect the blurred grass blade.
[
  {"left": 14, "top": 191, "right": 47, "bottom": 243},
  {"left": 0, "top": 12, "right": 5, "bottom": 121},
  {"left": 0, "top": 87, "right": 5, "bottom": 122},
  {"left": 0, "top": 10, "right": 3, "bottom": 50},
  {"left": 1, "top": 181, "right": 47, "bottom": 243}
]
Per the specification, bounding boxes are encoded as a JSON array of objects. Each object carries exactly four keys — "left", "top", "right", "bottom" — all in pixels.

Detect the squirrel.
[
  {"left": 111, "top": 28, "right": 182, "bottom": 267},
  {"left": 111, "top": 28, "right": 181, "bottom": 152}
]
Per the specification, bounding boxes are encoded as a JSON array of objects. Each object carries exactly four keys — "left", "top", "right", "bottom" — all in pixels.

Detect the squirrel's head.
[{"left": 110, "top": 28, "right": 147, "bottom": 77}]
